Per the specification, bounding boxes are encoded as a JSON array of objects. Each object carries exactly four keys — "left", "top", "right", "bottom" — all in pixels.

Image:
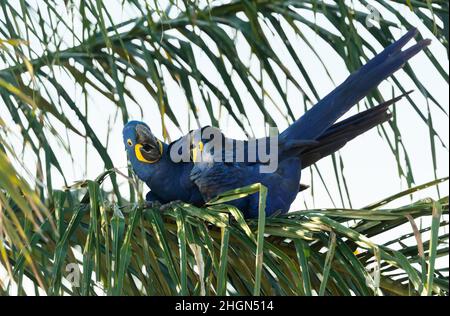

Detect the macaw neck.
[{"left": 155, "top": 142, "right": 177, "bottom": 172}]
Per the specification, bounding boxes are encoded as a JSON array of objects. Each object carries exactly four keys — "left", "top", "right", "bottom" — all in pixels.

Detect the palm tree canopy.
[{"left": 0, "top": 0, "right": 448, "bottom": 296}]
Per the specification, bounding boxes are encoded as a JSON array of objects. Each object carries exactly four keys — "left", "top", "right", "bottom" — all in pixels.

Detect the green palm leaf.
[{"left": 0, "top": 0, "right": 448, "bottom": 296}]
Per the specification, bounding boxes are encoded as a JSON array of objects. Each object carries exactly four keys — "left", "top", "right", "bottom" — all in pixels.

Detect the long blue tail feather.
[
  {"left": 280, "top": 28, "right": 430, "bottom": 143},
  {"left": 299, "top": 92, "right": 412, "bottom": 168}
]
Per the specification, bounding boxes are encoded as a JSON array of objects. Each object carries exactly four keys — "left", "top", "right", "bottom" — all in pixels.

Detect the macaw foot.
[
  {"left": 159, "top": 200, "right": 183, "bottom": 212},
  {"left": 144, "top": 200, "right": 162, "bottom": 209}
]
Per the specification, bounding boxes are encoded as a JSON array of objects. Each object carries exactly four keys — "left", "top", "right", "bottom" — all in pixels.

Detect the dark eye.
[{"left": 127, "top": 139, "right": 133, "bottom": 146}]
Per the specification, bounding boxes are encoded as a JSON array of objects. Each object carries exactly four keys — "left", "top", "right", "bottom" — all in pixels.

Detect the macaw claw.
[
  {"left": 159, "top": 200, "right": 183, "bottom": 212},
  {"left": 144, "top": 200, "right": 162, "bottom": 209}
]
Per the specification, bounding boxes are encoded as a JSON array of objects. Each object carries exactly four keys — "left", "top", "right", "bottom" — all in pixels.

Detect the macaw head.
[{"left": 123, "top": 121, "right": 164, "bottom": 178}]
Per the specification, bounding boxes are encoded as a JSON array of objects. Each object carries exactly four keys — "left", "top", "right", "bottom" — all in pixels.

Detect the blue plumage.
[
  {"left": 123, "top": 29, "right": 429, "bottom": 218},
  {"left": 123, "top": 121, "right": 204, "bottom": 205}
]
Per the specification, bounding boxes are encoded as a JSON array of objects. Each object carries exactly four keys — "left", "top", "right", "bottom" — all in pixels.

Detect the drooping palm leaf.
[
  {"left": 0, "top": 0, "right": 448, "bottom": 203},
  {"left": 0, "top": 166, "right": 448, "bottom": 295},
  {"left": 0, "top": 0, "right": 448, "bottom": 296}
]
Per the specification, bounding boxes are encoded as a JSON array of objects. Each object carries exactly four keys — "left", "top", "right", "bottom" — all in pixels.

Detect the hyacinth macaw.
[{"left": 123, "top": 28, "right": 430, "bottom": 218}]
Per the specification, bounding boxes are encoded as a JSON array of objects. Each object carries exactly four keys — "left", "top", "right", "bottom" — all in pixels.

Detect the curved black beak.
[{"left": 135, "top": 124, "right": 162, "bottom": 162}]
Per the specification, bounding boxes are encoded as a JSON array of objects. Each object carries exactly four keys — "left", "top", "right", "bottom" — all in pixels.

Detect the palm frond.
[
  {"left": 0, "top": 0, "right": 448, "bottom": 296},
  {"left": 0, "top": 0, "right": 448, "bottom": 205},
  {"left": 0, "top": 167, "right": 448, "bottom": 295}
]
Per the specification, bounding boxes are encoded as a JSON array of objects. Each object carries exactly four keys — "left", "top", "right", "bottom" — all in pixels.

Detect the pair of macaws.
[{"left": 122, "top": 28, "right": 430, "bottom": 218}]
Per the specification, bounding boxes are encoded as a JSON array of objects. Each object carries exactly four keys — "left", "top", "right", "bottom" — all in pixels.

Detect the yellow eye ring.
[{"left": 127, "top": 139, "right": 133, "bottom": 146}]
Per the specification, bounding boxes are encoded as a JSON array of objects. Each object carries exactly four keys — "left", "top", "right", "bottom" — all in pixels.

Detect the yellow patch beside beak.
[
  {"left": 135, "top": 141, "right": 163, "bottom": 164},
  {"left": 192, "top": 141, "right": 204, "bottom": 162}
]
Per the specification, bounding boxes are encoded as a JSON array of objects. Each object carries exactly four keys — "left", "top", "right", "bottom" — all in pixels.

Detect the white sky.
[
  {"left": 0, "top": 0, "right": 448, "bottom": 295},
  {"left": 0, "top": 0, "right": 447, "bottom": 209}
]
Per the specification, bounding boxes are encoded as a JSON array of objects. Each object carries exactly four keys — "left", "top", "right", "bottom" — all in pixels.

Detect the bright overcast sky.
[
  {"left": 1, "top": 0, "right": 448, "bottom": 212},
  {"left": 1, "top": 0, "right": 449, "bottom": 292}
]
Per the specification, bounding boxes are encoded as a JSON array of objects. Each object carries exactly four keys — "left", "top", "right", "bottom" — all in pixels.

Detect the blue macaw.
[{"left": 123, "top": 28, "right": 430, "bottom": 218}]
